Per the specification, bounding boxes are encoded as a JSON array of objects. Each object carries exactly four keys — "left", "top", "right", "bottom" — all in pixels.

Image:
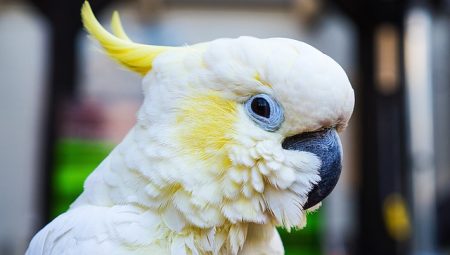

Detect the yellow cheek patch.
[{"left": 177, "top": 93, "right": 237, "bottom": 164}]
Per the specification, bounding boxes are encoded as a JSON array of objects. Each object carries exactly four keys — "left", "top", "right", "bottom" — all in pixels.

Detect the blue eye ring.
[{"left": 244, "top": 94, "right": 284, "bottom": 132}]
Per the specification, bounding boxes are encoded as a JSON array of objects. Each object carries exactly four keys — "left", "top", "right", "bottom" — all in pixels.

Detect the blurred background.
[{"left": 0, "top": 0, "right": 449, "bottom": 254}]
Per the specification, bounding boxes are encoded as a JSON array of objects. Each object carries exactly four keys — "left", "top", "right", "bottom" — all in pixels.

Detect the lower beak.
[{"left": 281, "top": 128, "right": 342, "bottom": 209}]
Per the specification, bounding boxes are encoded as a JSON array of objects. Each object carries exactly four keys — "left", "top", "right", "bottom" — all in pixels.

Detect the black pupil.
[{"left": 251, "top": 97, "right": 270, "bottom": 118}]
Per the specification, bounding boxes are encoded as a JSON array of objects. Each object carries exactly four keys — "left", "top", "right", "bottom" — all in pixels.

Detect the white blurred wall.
[{"left": 0, "top": 4, "right": 48, "bottom": 255}]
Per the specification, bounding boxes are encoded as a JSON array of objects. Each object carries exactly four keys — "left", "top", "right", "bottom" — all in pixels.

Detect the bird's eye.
[
  {"left": 251, "top": 97, "right": 271, "bottom": 118},
  {"left": 244, "top": 94, "right": 284, "bottom": 132}
]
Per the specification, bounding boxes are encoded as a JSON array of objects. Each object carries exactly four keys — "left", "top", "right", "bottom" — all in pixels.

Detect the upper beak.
[{"left": 281, "top": 128, "right": 342, "bottom": 209}]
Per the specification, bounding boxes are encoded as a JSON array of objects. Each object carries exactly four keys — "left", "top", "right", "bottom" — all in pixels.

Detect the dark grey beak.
[{"left": 281, "top": 128, "right": 342, "bottom": 209}]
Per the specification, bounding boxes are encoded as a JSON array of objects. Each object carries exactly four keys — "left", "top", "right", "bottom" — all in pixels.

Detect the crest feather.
[
  {"left": 81, "top": 1, "right": 171, "bottom": 75},
  {"left": 111, "top": 11, "right": 132, "bottom": 41}
]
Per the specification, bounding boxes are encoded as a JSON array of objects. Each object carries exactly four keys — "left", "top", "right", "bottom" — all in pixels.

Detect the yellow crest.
[{"left": 81, "top": 1, "right": 172, "bottom": 75}]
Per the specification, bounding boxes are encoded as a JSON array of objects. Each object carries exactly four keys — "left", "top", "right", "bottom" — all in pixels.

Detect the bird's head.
[{"left": 82, "top": 2, "right": 354, "bottom": 231}]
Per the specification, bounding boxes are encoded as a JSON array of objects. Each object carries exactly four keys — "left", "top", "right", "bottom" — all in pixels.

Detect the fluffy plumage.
[{"left": 26, "top": 2, "right": 354, "bottom": 254}]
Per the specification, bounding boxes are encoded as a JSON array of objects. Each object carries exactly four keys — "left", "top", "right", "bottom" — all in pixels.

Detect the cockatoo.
[{"left": 27, "top": 2, "right": 354, "bottom": 254}]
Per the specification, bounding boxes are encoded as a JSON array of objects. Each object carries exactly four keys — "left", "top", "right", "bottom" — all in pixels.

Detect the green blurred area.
[
  {"left": 51, "top": 138, "right": 323, "bottom": 255},
  {"left": 51, "top": 139, "right": 114, "bottom": 218},
  {"left": 278, "top": 212, "right": 323, "bottom": 255}
]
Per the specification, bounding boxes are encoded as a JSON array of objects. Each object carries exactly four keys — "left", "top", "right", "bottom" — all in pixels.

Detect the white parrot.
[{"left": 26, "top": 2, "right": 354, "bottom": 254}]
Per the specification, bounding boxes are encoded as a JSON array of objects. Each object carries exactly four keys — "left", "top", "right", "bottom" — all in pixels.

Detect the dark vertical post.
[
  {"left": 356, "top": 21, "right": 409, "bottom": 255},
  {"left": 332, "top": 1, "right": 409, "bottom": 254},
  {"left": 29, "top": 0, "right": 113, "bottom": 227}
]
